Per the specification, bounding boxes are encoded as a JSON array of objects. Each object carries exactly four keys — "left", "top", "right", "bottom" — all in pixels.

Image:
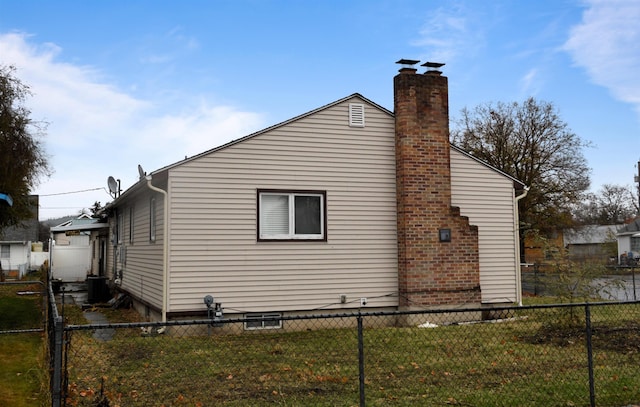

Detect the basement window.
[
  {"left": 245, "top": 313, "right": 282, "bottom": 330},
  {"left": 349, "top": 103, "right": 365, "bottom": 127}
]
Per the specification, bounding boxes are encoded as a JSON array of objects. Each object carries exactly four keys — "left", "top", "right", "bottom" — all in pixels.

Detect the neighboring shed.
[
  {"left": 50, "top": 214, "right": 109, "bottom": 281},
  {"left": 563, "top": 225, "right": 620, "bottom": 261}
]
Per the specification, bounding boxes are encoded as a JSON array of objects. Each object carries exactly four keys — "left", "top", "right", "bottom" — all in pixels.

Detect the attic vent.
[{"left": 349, "top": 103, "right": 365, "bottom": 127}]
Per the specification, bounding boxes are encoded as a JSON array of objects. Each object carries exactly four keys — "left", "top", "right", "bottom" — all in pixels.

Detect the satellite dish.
[
  {"left": 138, "top": 164, "right": 146, "bottom": 180},
  {"left": 107, "top": 176, "right": 119, "bottom": 198}
]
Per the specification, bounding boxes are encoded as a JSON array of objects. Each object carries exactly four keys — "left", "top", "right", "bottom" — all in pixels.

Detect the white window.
[
  {"left": 117, "top": 212, "right": 124, "bottom": 244},
  {"left": 245, "top": 313, "right": 282, "bottom": 330},
  {"left": 258, "top": 190, "right": 326, "bottom": 241},
  {"left": 149, "top": 197, "right": 156, "bottom": 243},
  {"left": 0, "top": 244, "right": 9, "bottom": 258},
  {"left": 128, "top": 206, "right": 134, "bottom": 244}
]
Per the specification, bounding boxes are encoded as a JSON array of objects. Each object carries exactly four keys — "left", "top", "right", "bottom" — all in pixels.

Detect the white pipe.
[
  {"left": 514, "top": 187, "right": 529, "bottom": 306},
  {"left": 145, "top": 176, "right": 169, "bottom": 322}
]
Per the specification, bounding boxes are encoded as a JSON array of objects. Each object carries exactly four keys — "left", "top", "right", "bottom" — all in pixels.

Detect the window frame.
[
  {"left": 128, "top": 206, "right": 134, "bottom": 244},
  {"left": 149, "top": 197, "right": 157, "bottom": 243},
  {"left": 117, "top": 212, "right": 124, "bottom": 244},
  {"left": 257, "top": 189, "right": 327, "bottom": 242},
  {"left": 0, "top": 244, "right": 9, "bottom": 259}
]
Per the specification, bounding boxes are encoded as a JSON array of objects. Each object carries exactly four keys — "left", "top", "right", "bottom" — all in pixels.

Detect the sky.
[{"left": 1, "top": 0, "right": 639, "bottom": 220}]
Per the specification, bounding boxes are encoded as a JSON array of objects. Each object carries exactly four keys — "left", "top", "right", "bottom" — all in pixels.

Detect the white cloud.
[
  {"left": 412, "top": 4, "right": 485, "bottom": 65},
  {"left": 564, "top": 0, "right": 640, "bottom": 115},
  {"left": 0, "top": 32, "right": 264, "bottom": 219},
  {"left": 519, "top": 68, "right": 540, "bottom": 97}
]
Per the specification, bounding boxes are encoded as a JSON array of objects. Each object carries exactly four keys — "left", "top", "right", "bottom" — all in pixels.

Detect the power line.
[{"left": 39, "top": 187, "right": 109, "bottom": 197}]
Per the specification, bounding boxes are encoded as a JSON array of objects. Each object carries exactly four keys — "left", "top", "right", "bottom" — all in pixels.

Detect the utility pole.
[{"left": 636, "top": 160, "right": 640, "bottom": 215}]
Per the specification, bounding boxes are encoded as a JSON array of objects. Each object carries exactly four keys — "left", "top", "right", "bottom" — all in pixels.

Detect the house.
[
  {"left": 616, "top": 218, "right": 640, "bottom": 265},
  {"left": 0, "top": 195, "right": 40, "bottom": 280},
  {"left": 563, "top": 225, "right": 619, "bottom": 262},
  {"left": 104, "top": 61, "right": 527, "bottom": 323},
  {"left": 50, "top": 214, "right": 109, "bottom": 281}
]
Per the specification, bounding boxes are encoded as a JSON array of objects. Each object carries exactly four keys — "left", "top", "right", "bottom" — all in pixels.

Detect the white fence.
[
  {"left": 51, "top": 246, "right": 91, "bottom": 281},
  {"left": 31, "top": 251, "right": 49, "bottom": 269}
]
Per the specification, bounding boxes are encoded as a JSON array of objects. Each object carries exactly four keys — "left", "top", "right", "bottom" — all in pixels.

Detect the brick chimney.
[{"left": 394, "top": 60, "right": 481, "bottom": 308}]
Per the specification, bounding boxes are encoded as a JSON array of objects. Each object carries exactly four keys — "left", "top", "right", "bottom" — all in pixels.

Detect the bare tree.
[
  {"left": 451, "top": 97, "right": 591, "bottom": 239},
  {"left": 0, "top": 65, "right": 51, "bottom": 231},
  {"left": 573, "top": 184, "right": 638, "bottom": 225}
]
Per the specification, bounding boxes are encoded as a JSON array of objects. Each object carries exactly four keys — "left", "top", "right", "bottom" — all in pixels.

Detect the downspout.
[
  {"left": 514, "top": 187, "right": 529, "bottom": 306},
  {"left": 144, "top": 176, "right": 169, "bottom": 323}
]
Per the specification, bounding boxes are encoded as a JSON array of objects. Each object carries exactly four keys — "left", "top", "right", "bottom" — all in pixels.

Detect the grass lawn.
[
  {"left": 0, "top": 282, "right": 48, "bottom": 407},
  {"left": 62, "top": 300, "right": 640, "bottom": 407},
  {"left": 0, "top": 333, "right": 48, "bottom": 407}
]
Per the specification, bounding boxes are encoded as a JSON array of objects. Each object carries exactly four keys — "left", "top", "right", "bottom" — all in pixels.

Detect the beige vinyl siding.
[
  {"left": 116, "top": 188, "right": 165, "bottom": 310},
  {"left": 167, "top": 97, "right": 398, "bottom": 313},
  {"left": 450, "top": 149, "right": 519, "bottom": 303}
]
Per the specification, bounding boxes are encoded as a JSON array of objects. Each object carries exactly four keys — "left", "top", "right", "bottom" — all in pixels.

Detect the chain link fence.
[
  {"left": 56, "top": 301, "right": 640, "bottom": 407},
  {"left": 0, "top": 280, "right": 45, "bottom": 333}
]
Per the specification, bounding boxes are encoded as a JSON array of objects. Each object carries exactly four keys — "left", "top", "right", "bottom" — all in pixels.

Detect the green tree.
[
  {"left": 0, "top": 65, "right": 51, "bottom": 231},
  {"left": 451, "top": 98, "right": 591, "bottom": 248}
]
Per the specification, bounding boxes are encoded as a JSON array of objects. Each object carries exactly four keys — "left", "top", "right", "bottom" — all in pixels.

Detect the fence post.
[
  {"left": 632, "top": 267, "right": 637, "bottom": 301},
  {"left": 51, "top": 315, "right": 64, "bottom": 407},
  {"left": 584, "top": 303, "right": 595, "bottom": 407},
  {"left": 357, "top": 314, "right": 365, "bottom": 407}
]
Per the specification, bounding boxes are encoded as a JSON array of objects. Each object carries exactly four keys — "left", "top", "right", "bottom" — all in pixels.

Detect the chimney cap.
[
  {"left": 422, "top": 62, "right": 445, "bottom": 69},
  {"left": 396, "top": 59, "right": 420, "bottom": 66},
  {"left": 422, "top": 61, "right": 445, "bottom": 75}
]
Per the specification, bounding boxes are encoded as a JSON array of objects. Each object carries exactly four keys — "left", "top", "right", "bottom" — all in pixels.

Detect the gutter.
[
  {"left": 514, "top": 187, "right": 529, "bottom": 306},
  {"left": 144, "top": 175, "right": 169, "bottom": 323}
]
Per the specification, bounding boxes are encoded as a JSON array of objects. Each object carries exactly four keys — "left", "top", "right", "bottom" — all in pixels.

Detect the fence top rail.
[
  {"left": 64, "top": 299, "right": 640, "bottom": 332},
  {"left": 0, "top": 328, "right": 44, "bottom": 335},
  {"left": 47, "top": 282, "right": 62, "bottom": 321}
]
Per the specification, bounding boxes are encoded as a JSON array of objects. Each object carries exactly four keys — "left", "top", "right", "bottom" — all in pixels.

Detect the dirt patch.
[{"left": 525, "top": 322, "right": 640, "bottom": 354}]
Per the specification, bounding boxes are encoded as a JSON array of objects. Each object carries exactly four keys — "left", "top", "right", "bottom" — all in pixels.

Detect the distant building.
[
  {"left": 0, "top": 195, "right": 39, "bottom": 279},
  {"left": 50, "top": 213, "right": 109, "bottom": 281},
  {"left": 617, "top": 218, "right": 640, "bottom": 265},
  {"left": 563, "top": 225, "right": 619, "bottom": 261}
]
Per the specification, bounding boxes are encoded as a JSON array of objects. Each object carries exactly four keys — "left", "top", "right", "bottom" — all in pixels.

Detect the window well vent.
[{"left": 349, "top": 103, "right": 365, "bottom": 127}]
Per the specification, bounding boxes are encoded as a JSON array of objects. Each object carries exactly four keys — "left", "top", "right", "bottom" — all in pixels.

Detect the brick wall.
[{"left": 394, "top": 66, "right": 481, "bottom": 307}]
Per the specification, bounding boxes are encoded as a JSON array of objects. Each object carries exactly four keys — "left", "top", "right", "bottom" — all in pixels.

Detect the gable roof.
[
  {"left": 450, "top": 145, "right": 526, "bottom": 190},
  {"left": 153, "top": 93, "right": 391, "bottom": 176},
  {"left": 1, "top": 195, "right": 39, "bottom": 242},
  {"left": 564, "top": 225, "right": 621, "bottom": 245},
  {"left": 617, "top": 218, "right": 640, "bottom": 236},
  {"left": 51, "top": 214, "right": 108, "bottom": 233},
  {"left": 114, "top": 93, "right": 526, "bottom": 203},
  {"left": 113, "top": 94, "right": 390, "bottom": 203}
]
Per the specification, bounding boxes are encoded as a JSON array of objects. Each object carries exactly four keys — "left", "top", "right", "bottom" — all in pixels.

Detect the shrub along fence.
[{"left": 50, "top": 299, "right": 640, "bottom": 407}]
